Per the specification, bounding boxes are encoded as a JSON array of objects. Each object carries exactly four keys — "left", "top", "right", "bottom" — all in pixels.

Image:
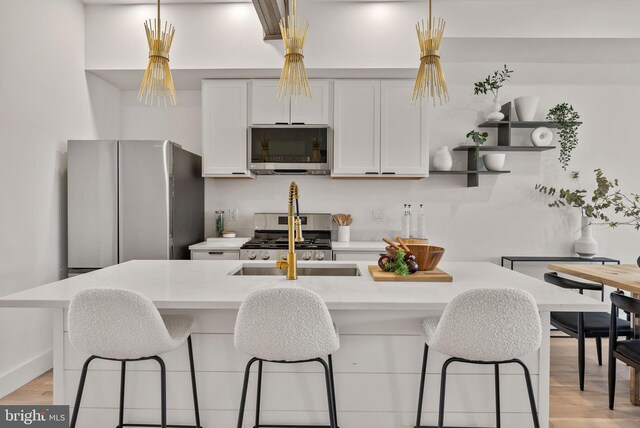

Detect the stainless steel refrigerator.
[{"left": 67, "top": 140, "right": 204, "bottom": 276}]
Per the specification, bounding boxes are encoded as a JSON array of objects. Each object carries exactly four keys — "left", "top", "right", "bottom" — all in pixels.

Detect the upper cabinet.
[
  {"left": 333, "top": 80, "right": 381, "bottom": 175},
  {"left": 333, "top": 79, "right": 428, "bottom": 178},
  {"left": 202, "top": 80, "right": 251, "bottom": 177},
  {"left": 380, "top": 80, "right": 428, "bottom": 176},
  {"left": 250, "top": 80, "right": 331, "bottom": 125}
]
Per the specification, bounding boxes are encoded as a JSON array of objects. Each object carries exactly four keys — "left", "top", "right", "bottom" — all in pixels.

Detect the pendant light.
[
  {"left": 412, "top": 0, "right": 448, "bottom": 105},
  {"left": 138, "top": 0, "right": 176, "bottom": 106},
  {"left": 278, "top": 0, "right": 311, "bottom": 99}
]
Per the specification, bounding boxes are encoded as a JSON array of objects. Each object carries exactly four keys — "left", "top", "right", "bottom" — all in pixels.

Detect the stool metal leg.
[
  {"left": 187, "top": 336, "right": 201, "bottom": 428},
  {"left": 327, "top": 354, "right": 338, "bottom": 426},
  {"left": 317, "top": 358, "right": 338, "bottom": 428},
  {"left": 494, "top": 363, "right": 501, "bottom": 428},
  {"left": 414, "top": 344, "right": 429, "bottom": 428},
  {"left": 119, "top": 361, "right": 127, "bottom": 428},
  {"left": 595, "top": 336, "right": 603, "bottom": 366},
  {"left": 514, "top": 359, "right": 540, "bottom": 428},
  {"left": 237, "top": 358, "right": 258, "bottom": 428},
  {"left": 151, "top": 356, "right": 168, "bottom": 428},
  {"left": 437, "top": 358, "right": 456, "bottom": 428},
  {"left": 70, "top": 355, "right": 97, "bottom": 428},
  {"left": 255, "top": 360, "right": 263, "bottom": 428}
]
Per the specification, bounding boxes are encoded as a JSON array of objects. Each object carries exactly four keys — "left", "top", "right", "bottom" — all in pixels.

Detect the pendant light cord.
[
  {"left": 157, "top": 0, "right": 161, "bottom": 35},
  {"left": 428, "top": 0, "right": 432, "bottom": 31}
]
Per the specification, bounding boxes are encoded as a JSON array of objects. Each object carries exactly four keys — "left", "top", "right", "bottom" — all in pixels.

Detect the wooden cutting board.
[{"left": 368, "top": 265, "right": 453, "bottom": 282}]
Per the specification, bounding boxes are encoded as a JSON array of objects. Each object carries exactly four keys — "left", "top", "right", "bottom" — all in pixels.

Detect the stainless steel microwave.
[{"left": 248, "top": 125, "right": 331, "bottom": 175}]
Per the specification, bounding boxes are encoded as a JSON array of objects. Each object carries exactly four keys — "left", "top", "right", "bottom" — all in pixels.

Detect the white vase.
[
  {"left": 433, "top": 146, "right": 453, "bottom": 171},
  {"left": 575, "top": 217, "right": 598, "bottom": 258},
  {"left": 337, "top": 226, "right": 351, "bottom": 242},
  {"left": 486, "top": 96, "right": 505, "bottom": 121},
  {"left": 514, "top": 96, "right": 540, "bottom": 121},
  {"left": 530, "top": 127, "right": 553, "bottom": 147},
  {"left": 483, "top": 153, "right": 506, "bottom": 171}
]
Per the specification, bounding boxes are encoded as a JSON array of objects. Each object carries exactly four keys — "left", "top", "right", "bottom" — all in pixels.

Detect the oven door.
[{"left": 248, "top": 125, "right": 331, "bottom": 174}]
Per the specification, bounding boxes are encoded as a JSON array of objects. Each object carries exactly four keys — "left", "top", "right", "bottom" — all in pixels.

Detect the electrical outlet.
[
  {"left": 372, "top": 210, "right": 384, "bottom": 222},
  {"left": 229, "top": 208, "right": 239, "bottom": 222}
]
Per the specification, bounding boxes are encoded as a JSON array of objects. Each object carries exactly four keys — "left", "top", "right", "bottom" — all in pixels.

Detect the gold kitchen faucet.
[{"left": 276, "top": 181, "right": 304, "bottom": 279}]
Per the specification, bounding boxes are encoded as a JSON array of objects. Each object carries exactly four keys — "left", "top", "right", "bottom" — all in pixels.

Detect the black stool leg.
[
  {"left": 494, "top": 363, "right": 501, "bottom": 428},
  {"left": 151, "top": 356, "right": 168, "bottom": 428},
  {"left": 119, "top": 361, "right": 126, "bottom": 428},
  {"left": 255, "top": 360, "right": 263, "bottom": 428},
  {"left": 578, "top": 314, "right": 586, "bottom": 391},
  {"left": 437, "top": 358, "right": 455, "bottom": 428},
  {"left": 237, "top": 358, "right": 258, "bottom": 428},
  {"left": 595, "top": 337, "right": 603, "bottom": 366},
  {"left": 187, "top": 336, "right": 201, "bottom": 428},
  {"left": 515, "top": 360, "right": 540, "bottom": 428},
  {"left": 318, "top": 358, "right": 338, "bottom": 428},
  {"left": 415, "top": 344, "right": 429, "bottom": 428},
  {"left": 328, "top": 354, "right": 338, "bottom": 426},
  {"left": 70, "top": 355, "right": 97, "bottom": 428}
]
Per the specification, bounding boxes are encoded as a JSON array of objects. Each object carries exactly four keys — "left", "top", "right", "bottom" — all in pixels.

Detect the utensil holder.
[{"left": 337, "top": 226, "right": 351, "bottom": 242}]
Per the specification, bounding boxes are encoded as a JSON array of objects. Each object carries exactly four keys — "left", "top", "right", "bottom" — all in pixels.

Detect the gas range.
[{"left": 240, "top": 213, "right": 333, "bottom": 261}]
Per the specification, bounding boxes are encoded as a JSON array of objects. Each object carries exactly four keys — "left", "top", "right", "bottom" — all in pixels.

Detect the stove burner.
[{"left": 242, "top": 237, "right": 331, "bottom": 251}]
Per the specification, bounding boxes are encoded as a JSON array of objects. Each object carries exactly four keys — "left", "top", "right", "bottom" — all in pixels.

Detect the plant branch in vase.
[
  {"left": 536, "top": 169, "right": 640, "bottom": 257},
  {"left": 466, "top": 130, "right": 489, "bottom": 159},
  {"left": 547, "top": 103, "right": 581, "bottom": 170},
  {"left": 473, "top": 64, "right": 514, "bottom": 121}
]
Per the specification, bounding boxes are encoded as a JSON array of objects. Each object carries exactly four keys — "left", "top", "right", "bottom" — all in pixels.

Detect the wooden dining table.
[{"left": 548, "top": 263, "right": 640, "bottom": 405}]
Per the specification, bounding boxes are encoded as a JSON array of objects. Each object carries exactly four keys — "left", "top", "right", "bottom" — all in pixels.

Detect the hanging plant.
[{"left": 547, "top": 103, "right": 581, "bottom": 170}]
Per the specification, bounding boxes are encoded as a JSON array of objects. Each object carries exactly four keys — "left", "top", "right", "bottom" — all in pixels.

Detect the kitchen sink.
[{"left": 232, "top": 264, "right": 361, "bottom": 277}]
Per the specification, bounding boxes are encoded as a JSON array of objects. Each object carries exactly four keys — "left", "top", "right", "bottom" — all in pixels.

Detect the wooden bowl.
[
  {"left": 407, "top": 245, "right": 445, "bottom": 271},
  {"left": 401, "top": 238, "right": 428, "bottom": 245}
]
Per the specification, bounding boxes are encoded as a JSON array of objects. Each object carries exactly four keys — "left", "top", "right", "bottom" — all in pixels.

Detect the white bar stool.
[
  {"left": 414, "top": 288, "right": 542, "bottom": 428},
  {"left": 234, "top": 287, "right": 340, "bottom": 428},
  {"left": 68, "top": 288, "right": 201, "bottom": 428}
]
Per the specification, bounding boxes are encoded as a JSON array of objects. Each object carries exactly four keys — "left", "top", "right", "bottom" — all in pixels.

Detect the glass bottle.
[{"left": 215, "top": 210, "right": 225, "bottom": 237}]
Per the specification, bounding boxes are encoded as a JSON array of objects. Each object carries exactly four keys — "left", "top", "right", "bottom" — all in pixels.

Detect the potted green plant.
[
  {"left": 466, "top": 130, "right": 489, "bottom": 159},
  {"left": 547, "top": 103, "right": 581, "bottom": 170},
  {"left": 473, "top": 64, "right": 514, "bottom": 121},
  {"left": 536, "top": 169, "right": 640, "bottom": 257}
]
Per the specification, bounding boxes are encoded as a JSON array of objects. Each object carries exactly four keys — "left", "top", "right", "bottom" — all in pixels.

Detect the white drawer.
[
  {"left": 333, "top": 251, "right": 385, "bottom": 262},
  {"left": 191, "top": 250, "right": 240, "bottom": 260}
]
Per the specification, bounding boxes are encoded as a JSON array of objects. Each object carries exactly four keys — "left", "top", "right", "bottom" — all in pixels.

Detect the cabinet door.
[
  {"left": 250, "top": 80, "right": 290, "bottom": 124},
  {"left": 202, "top": 80, "right": 250, "bottom": 176},
  {"left": 333, "top": 80, "right": 381, "bottom": 175},
  {"left": 290, "top": 80, "right": 331, "bottom": 125},
  {"left": 380, "top": 80, "right": 428, "bottom": 176}
]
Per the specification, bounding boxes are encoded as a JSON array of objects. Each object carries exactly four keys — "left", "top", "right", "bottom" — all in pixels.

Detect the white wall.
[{"left": 0, "top": 0, "right": 121, "bottom": 398}]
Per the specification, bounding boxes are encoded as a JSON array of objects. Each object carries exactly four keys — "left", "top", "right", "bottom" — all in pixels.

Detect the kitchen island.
[{"left": 0, "top": 260, "right": 604, "bottom": 428}]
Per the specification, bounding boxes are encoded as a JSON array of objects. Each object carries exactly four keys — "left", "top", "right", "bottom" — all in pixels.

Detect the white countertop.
[
  {"left": 0, "top": 260, "right": 604, "bottom": 312},
  {"left": 189, "top": 237, "right": 250, "bottom": 251},
  {"left": 331, "top": 241, "right": 386, "bottom": 252}
]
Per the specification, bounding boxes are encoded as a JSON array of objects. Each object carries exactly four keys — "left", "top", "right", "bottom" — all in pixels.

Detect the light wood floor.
[{"left": 1, "top": 338, "right": 639, "bottom": 426}]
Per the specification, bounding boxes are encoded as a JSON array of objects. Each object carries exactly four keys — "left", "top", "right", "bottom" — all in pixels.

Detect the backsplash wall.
[{"left": 120, "top": 75, "right": 640, "bottom": 264}]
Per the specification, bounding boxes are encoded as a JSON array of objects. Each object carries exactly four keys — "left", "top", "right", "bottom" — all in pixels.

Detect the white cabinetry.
[
  {"left": 380, "top": 80, "right": 428, "bottom": 176},
  {"left": 333, "top": 79, "right": 428, "bottom": 178},
  {"left": 333, "top": 80, "right": 381, "bottom": 175},
  {"left": 191, "top": 250, "right": 240, "bottom": 260},
  {"left": 202, "top": 80, "right": 251, "bottom": 177},
  {"left": 250, "top": 80, "right": 330, "bottom": 125}
]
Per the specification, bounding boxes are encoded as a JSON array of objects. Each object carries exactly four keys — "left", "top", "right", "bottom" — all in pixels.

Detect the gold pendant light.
[
  {"left": 278, "top": 0, "right": 311, "bottom": 99},
  {"left": 413, "top": 0, "right": 448, "bottom": 105},
  {"left": 138, "top": 0, "right": 176, "bottom": 106}
]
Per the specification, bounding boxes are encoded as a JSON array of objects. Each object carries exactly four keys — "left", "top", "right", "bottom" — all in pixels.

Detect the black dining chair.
[
  {"left": 608, "top": 291, "right": 640, "bottom": 410},
  {"left": 544, "top": 272, "right": 632, "bottom": 391}
]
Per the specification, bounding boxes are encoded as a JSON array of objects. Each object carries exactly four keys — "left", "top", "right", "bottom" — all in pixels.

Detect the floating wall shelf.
[{"left": 439, "top": 101, "right": 578, "bottom": 188}]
